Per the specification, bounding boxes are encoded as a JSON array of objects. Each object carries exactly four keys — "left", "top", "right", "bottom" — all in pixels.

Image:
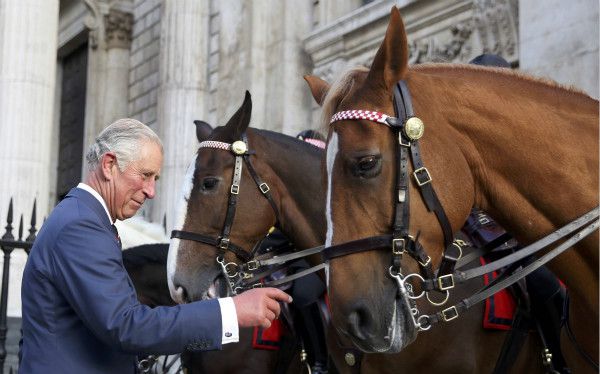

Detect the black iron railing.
[{"left": 0, "top": 199, "right": 37, "bottom": 374}]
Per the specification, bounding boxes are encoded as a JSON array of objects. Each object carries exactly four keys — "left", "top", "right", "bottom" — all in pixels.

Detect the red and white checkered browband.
[
  {"left": 304, "top": 138, "right": 326, "bottom": 149},
  {"left": 330, "top": 110, "right": 392, "bottom": 125},
  {"left": 198, "top": 140, "right": 231, "bottom": 151}
]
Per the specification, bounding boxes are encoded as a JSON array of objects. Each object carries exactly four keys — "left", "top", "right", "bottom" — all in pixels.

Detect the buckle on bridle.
[
  {"left": 418, "top": 255, "right": 431, "bottom": 267},
  {"left": 246, "top": 260, "right": 259, "bottom": 271},
  {"left": 392, "top": 238, "right": 406, "bottom": 254},
  {"left": 413, "top": 167, "right": 432, "bottom": 186},
  {"left": 230, "top": 184, "right": 240, "bottom": 195},
  {"left": 398, "top": 132, "right": 411, "bottom": 147},
  {"left": 259, "top": 183, "right": 270, "bottom": 194},
  {"left": 441, "top": 306, "right": 459, "bottom": 322},
  {"left": 218, "top": 237, "right": 230, "bottom": 250},
  {"left": 437, "top": 274, "right": 455, "bottom": 291}
]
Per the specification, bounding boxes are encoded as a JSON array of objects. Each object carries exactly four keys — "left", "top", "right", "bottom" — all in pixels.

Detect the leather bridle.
[{"left": 170, "top": 134, "right": 281, "bottom": 293}]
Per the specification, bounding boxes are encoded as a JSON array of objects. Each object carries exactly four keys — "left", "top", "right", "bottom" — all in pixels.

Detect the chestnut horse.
[{"left": 305, "top": 6, "right": 598, "bottom": 373}]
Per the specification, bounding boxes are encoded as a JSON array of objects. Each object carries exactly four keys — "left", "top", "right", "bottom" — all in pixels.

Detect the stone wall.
[
  {"left": 129, "top": 0, "right": 161, "bottom": 129},
  {"left": 520, "top": 0, "right": 598, "bottom": 98}
]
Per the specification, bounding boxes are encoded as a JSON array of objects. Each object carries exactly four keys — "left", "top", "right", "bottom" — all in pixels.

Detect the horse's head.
[
  {"left": 305, "top": 7, "right": 473, "bottom": 353},
  {"left": 167, "top": 92, "right": 279, "bottom": 303}
]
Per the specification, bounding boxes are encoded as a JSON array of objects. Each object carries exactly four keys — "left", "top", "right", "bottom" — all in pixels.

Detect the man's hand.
[{"left": 232, "top": 288, "right": 292, "bottom": 328}]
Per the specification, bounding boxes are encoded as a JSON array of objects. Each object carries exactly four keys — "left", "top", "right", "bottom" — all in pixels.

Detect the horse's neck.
[
  {"left": 251, "top": 130, "right": 326, "bottom": 250},
  {"left": 416, "top": 66, "right": 599, "bottom": 287}
]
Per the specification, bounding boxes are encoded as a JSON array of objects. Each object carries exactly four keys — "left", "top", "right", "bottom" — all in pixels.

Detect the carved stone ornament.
[
  {"left": 104, "top": 9, "right": 133, "bottom": 49},
  {"left": 408, "top": 20, "right": 474, "bottom": 64},
  {"left": 472, "top": 0, "right": 518, "bottom": 60},
  {"left": 83, "top": 0, "right": 102, "bottom": 49},
  {"left": 407, "top": 0, "right": 518, "bottom": 64}
]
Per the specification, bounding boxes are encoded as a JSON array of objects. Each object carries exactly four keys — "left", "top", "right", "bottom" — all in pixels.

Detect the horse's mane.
[
  {"left": 254, "top": 128, "right": 323, "bottom": 157},
  {"left": 122, "top": 243, "right": 169, "bottom": 268},
  {"left": 413, "top": 63, "right": 595, "bottom": 99},
  {"left": 319, "top": 66, "right": 369, "bottom": 133},
  {"left": 319, "top": 64, "right": 596, "bottom": 133}
]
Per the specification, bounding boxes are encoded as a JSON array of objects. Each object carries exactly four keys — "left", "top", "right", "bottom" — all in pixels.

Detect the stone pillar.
[
  {"left": 0, "top": 0, "right": 59, "bottom": 221},
  {"left": 82, "top": 1, "right": 133, "bottom": 177},
  {"left": 269, "top": 0, "right": 314, "bottom": 137},
  {"left": 154, "top": 0, "right": 210, "bottom": 226},
  {"left": 103, "top": 9, "right": 134, "bottom": 124},
  {"left": 520, "top": 0, "right": 599, "bottom": 98},
  {"left": 214, "top": 0, "right": 313, "bottom": 136}
]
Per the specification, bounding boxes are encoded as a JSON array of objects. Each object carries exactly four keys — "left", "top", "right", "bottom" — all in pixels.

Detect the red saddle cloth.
[
  {"left": 252, "top": 318, "right": 284, "bottom": 350},
  {"left": 481, "top": 257, "right": 516, "bottom": 330}
]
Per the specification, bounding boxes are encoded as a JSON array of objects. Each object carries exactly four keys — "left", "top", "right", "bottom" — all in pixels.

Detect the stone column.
[
  {"left": 214, "top": 0, "right": 313, "bottom": 136},
  {"left": 0, "top": 0, "right": 59, "bottom": 221},
  {"left": 154, "top": 0, "right": 210, "bottom": 226},
  {"left": 520, "top": 0, "right": 599, "bottom": 98},
  {"left": 82, "top": 1, "right": 133, "bottom": 177},
  {"left": 103, "top": 9, "right": 134, "bottom": 124}
]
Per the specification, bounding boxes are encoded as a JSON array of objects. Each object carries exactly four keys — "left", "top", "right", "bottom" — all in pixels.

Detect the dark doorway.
[{"left": 56, "top": 43, "right": 88, "bottom": 202}]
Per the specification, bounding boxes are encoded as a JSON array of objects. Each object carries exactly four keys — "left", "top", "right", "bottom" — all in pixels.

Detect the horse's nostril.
[{"left": 347, "top": 305, "right": 373, "bottom": 341}]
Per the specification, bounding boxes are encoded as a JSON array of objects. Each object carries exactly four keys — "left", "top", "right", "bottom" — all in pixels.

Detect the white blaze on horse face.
[
  {"left": 325, "top": 131, "right": 339, "bottom": 288},
  {"left": 167, "top": 156, "right": 197, "bottom": 299}
]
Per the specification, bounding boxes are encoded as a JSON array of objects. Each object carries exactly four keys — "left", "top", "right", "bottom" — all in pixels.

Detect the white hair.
[{"left": 85, "top": 118, "right": 163, "bottom": 171}]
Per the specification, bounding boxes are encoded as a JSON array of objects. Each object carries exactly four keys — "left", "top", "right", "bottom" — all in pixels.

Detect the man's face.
[{"left": 112, "top": 141, "right": 163, "bottom": 220}]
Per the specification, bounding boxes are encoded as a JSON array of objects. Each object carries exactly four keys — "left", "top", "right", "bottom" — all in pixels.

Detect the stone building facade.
[{"left": 0, "top": 0, "right": 598, "bottom": 319}]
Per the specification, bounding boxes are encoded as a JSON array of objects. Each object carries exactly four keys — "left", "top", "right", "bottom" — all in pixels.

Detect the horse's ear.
[
  {"left": 194, "top": 120, "right": 213, "bottom": 142},
  {"left": 224, "top": 91, "right": 252, "bottom": 141},
  {"left": 304, "top": 75, "right": 330, "bottom": 106},
  {"left": 366, "top": 6, "right": 409, "bottom": 90}
]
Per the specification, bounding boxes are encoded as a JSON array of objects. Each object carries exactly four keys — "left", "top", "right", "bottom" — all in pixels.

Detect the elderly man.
[{"left": 20, "top": 119, "right": 291, "bottom": 373}]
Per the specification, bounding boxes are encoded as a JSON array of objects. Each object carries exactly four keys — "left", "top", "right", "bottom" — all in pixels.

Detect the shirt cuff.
[{"left": 217, "top": 297, "right": 239, "bottom": 345}]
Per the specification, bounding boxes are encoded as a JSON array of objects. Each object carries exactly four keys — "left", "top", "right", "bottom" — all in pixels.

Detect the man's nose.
[{"left": 144, "top": 179, "right": 156, "bottom": 199}]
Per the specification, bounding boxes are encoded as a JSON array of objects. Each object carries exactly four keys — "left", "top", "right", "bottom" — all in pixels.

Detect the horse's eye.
[
  {"left": 201, "top": 177, "right": 219, "bottom": 191},
  {"left": 353, "top": 155, "right": 382, "bottom": 178}
]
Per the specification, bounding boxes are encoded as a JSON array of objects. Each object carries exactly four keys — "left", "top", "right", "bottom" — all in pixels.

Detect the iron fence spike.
[
  {"left": 31, "top": 199, "right": 37, "bottom": 227},
  {"left": 27, "top": 199, "right": 38, "bottom": 242},
  {"left": 18, "top": 215, "right": 23, "bottom": 241},
  {"left": 3, "top": 199, "right": 14, "bottom": 240},
  {"left": 7, "top": 198, "right": 13, "bottom": 224}
]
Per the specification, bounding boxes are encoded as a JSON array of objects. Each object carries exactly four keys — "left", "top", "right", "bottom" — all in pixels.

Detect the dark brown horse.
[
  {"left": 165, "top": 94, "right": 324, "bottom": 374},
  {"left": 305, "top": 6, "right": 598, "bottom": 373},
  {"left": 123, "top": 243, "right": 175, "bottom": 308}
]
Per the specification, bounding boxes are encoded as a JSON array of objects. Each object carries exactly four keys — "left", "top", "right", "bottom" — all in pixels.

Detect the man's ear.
[{"left": 100, "top": 152, "right": 118, "bottom": 180}]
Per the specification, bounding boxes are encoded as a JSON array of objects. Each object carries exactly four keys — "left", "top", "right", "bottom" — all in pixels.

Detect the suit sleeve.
[{"left": 49, "top": 218, "right": 223, "bottom": 355}]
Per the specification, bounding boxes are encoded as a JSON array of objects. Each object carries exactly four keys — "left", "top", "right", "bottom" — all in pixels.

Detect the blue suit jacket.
[{"left": 20, "top": 188, "right": 222, "bottom": 373}]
